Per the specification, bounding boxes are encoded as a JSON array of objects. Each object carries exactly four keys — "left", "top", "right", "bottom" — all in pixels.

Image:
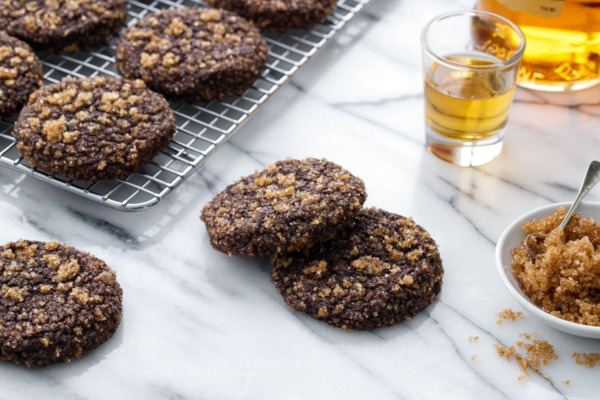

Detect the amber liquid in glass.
[
  {"left": 425, "top": 53, "right": 516, "bottom": 142},
  {"left": 478, "top": 0, "right": 600, "bottom": 91}
]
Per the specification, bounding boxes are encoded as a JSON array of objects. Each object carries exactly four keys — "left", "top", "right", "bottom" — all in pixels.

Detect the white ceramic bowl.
[{"left": 496, "top": 201, "right": 600, "bottom": 339}]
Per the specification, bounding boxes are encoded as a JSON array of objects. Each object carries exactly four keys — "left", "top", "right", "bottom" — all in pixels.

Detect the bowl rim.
[{"left": 495, "top": 201, "right": 600, "bottom": 338}]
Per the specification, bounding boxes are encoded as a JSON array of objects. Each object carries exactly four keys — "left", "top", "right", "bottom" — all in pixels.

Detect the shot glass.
[{"left": 421, "top": 10, "right": 525, "bottom": 166}]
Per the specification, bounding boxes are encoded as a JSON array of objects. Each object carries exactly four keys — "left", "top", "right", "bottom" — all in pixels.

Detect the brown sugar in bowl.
[{"left": 496, "top": 201, "right": 600, "bottom": 339}]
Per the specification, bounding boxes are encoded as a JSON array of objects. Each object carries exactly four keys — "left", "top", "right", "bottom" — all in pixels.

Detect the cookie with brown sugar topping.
[
  {"left": 115, "top": 7, "right": 269, "bottom": 102},
  {"left": 1, "top": 0, "right": 127, "bottom": 52},
  {"left": 200, "top": 158, "right": 367, "bottom": 256},
  {"left": 271, "top": 208, "right": 443, "bottom": 330},
  {"left": 12, "top": 76, "right": 176, "bottom": 182},
  {"left": 0, "top": 0, "right": 16, "bottom": 31},
  {"left": 0, "top": 240, "right": 122, "bottom": 367},
  {"left": 205, "top": 0, "right": 338, "bottom": 32},
  {"left": 0, "top": 31, "right": 43, "bottom": 118}
]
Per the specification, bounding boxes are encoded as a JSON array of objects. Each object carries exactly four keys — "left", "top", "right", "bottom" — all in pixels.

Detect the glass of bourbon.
[{"left": 421, "top": 10, "right": 525, "bottom": 166}]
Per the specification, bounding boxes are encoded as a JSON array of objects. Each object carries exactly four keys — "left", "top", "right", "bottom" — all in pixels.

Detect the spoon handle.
[{"left": 560, "top": 160, "right": 600, "bottom": 230}]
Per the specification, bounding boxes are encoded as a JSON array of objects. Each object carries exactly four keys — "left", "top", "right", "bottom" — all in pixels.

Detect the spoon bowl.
[{"left": 524, "top": 160, "right": 600, "bottom": 259}]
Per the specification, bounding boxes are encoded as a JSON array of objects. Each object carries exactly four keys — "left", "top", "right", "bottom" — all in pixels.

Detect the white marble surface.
[{"left": 2, "top": 0, "right": 600, "bottom": 398}]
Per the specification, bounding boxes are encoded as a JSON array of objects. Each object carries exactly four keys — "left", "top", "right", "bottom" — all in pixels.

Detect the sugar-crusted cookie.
[
  {"left": 205, "top": 0, "right": 338, "bottom": 32},
  {"left": 1, "top": 0, "right": 127, "bottom": 52},
  {"left": 0, "top": 240, "right": 122, "bottom": 367},
  {"left": 200, "top": 158, "right": 367, "bottom": 256},
  {"left": 0, "top": 31, "right": 43, "bottom": 118},
  {"left": 271, "top": 208, "right": 443, "bottom": 330},
  {"left": 115, "top": 7, "right": 269, "bottom": 102},
  {"left": 12, "top": 76, "right": 176, "bottom": 182},
  {"left": 0, "top": 0, "right": 16, "bottom": 31}
]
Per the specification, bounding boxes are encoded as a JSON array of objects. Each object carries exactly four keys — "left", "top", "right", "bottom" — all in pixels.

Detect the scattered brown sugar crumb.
[
  {"left": 519, "top": 332, "right": 537, "bottom": 340},
  {"left": 494, "top": 342, "right": 517, "bottom": 360},
  {"left": 572, "top": 352, "right": 600, "bottom": 368},
  {"left": 496, "top": 308, "right": 525, "bottom": 325},
  {"left": 494, "top": 335, "right": 558, "bottom": 382},
  {"left": 563, "top": 380, "right": 571, "bottom": 386},
  {"left": 468, "top": 336, "right": 479, "bottom": 342},
  {"left": 471, "top": 355, "right": 480, "bottom": 360},
  {"left": 512, "top": 208, "right": 600, "bottom": 326}
]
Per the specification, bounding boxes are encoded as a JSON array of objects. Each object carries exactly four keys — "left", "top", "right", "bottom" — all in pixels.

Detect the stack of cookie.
[{"left": 201, "top": 158, "right": 444, "bottom": 330}]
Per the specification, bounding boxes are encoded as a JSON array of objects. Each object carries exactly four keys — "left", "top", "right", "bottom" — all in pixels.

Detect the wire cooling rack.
[{"left": 0, "top": 0, "right": 371, "bottom": 211}]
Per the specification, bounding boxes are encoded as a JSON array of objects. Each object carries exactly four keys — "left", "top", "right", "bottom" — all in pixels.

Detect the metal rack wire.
[{"left": 0, "top": 0, "right": 371, "bottom": 211}]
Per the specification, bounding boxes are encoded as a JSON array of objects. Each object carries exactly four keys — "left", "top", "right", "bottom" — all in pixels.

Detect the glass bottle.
[{"left": 477, "top": 0, "right": 600, "bottom": 92}]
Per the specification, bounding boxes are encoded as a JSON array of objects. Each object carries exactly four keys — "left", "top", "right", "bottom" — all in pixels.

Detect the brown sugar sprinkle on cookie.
[
  {"left": 572, "top": 352, "right": 600, "bottom": 368},
  {"left": 271, "top": 207, "right": 443, "bottom": 330},
  {"left": 206, "top": 0, "right": 338, "bottom": 32},
  {"left": 115, "top": 7, "right": 269, "bottom": 102},
  {"left": 1, "top": 0, "right": 127, "bottom": 52},
  {"left": 0, "top": 31, "right": 43, "bottom": 118},
  {"left": 496, "top": 308, "right": 525, "bottom": 325},
  {"left": 0, "top": 0, "right": 12, "bottom": 31},
  {"left": 12, "top": 76, "right": 176, "bottom": 182},
  {"left": 201, "top": 158, "right": 367, "bottom": 256},
  {"left": 0, "top": 240, "right": 122, "bottom": 367},
  {"left": 512, "top": 208, "right": 600, "bottom": 326}
]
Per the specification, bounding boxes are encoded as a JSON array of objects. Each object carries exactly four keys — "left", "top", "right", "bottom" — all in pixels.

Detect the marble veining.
[{"left": 2, "top": 0, "right": 600, "bottom": 399}]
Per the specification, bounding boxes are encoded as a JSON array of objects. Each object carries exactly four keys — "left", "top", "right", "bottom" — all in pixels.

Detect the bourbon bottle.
[{"left": 477, "top": 0, "right": 600, "bottom": 91}]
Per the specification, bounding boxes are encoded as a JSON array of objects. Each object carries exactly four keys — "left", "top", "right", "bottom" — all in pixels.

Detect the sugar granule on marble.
[
  {"left": 496, "top": 308, "right": 524, "bottom": 325},
  {"left": 572, "top": 352, "right": 600, "bottom": 368},
  {"left": 519, "top": 333, "right": 537, "bottom": 340},
  {"left": 493, "top": 335, "right": 558, "bottom": 383}
]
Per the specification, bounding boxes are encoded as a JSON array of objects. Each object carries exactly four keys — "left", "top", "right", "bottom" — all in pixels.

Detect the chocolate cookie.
[
  {"left": 12, "top": 76, "right": 176, "bottom": 182},
  {"left": 205, "top": 0, "right": 338, "bottom": 32},
  {"left": 1, "top": 0, "right": 127, "bottom": 52},
  {"left": 0, "top": 0, "right": 15, "bottom": 31},
  {"left": 0, "top": 31, "right": 43, "bottom": 118},
  {"left": 201, "top": 158, "right": 367, "bottom": 256},
  {"left": 271, "top": 208, "right": 443, "bottom": 330},
  {"left": 115, "top": 7, "right": 269, "bottom": 102},
  {"left": 0, "top": 240, "right": 122, "bottom": 367}
]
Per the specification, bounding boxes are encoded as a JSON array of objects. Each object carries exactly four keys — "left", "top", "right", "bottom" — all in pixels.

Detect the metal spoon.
[{"left": 525, "top": 160, "right": 600, "bottom": 259}]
